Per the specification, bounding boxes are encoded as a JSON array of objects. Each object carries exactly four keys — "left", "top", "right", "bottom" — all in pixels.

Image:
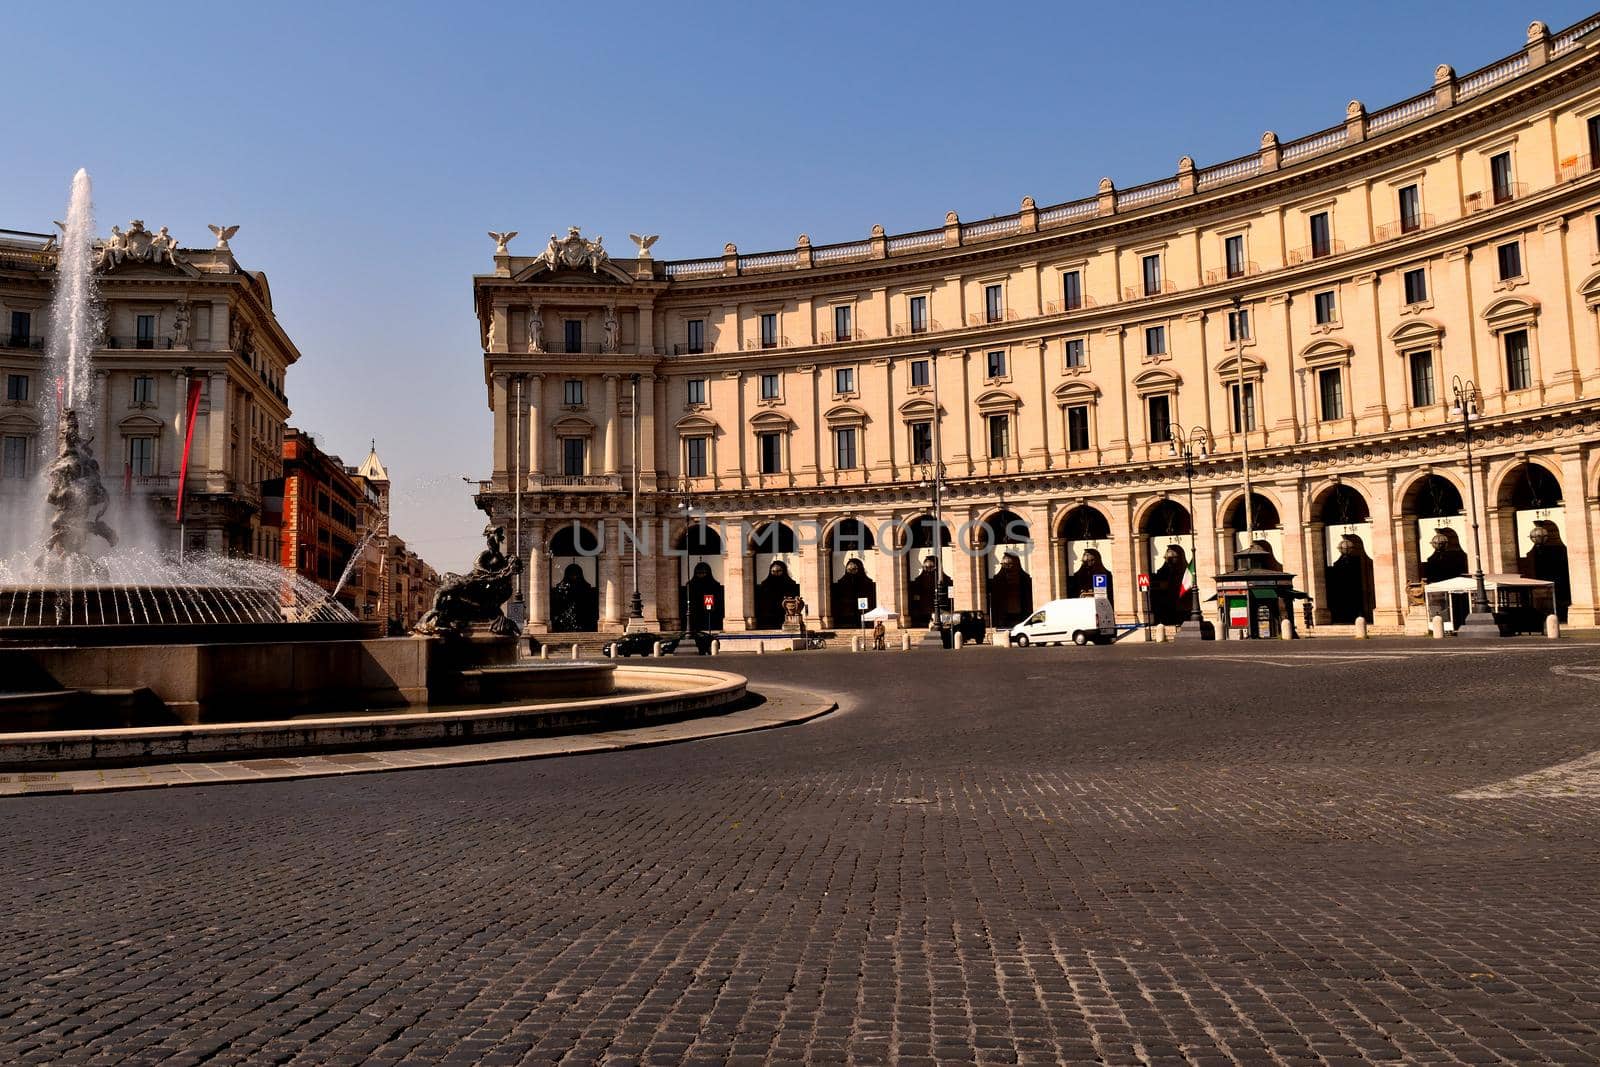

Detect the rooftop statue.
[
  {"left": 208, "top": 224, "right": 240, "bottom": 251},
  {"left": 629, "top": 233, "right": 659, "bottom": 259},
  {"left": 487, "top": 230, "right": 517, "bottom": 255},
  {"left": 536, "top": 226, "right": 609, "bottom": 273}
]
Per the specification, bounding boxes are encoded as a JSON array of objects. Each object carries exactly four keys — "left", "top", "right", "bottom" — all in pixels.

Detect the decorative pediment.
[
  {"left": 95, "top": 220, "right": 197, "bottom": 276},
  {"left": 898, "top": 397, "right": 939, "bottom": 421},
  {"left": 1388, "top": 318, "right": 1445, "bottom": 346},
  {"left": 514, "top": 227, "right": 634, "bottom": 284},
  {"left": 823, "top": 403, "right": 869, "bottom": 427},
  {"left": 1298, "top": 338, "right": 1353, "bottom": 366},
  {"left": 1580, "top": 270, "right": 1600, "bottom": 308},
  {"left": 117, "top": 412, "right": 164, "bottom": 433},
  {"left": 674, "top": 412, "right": 721, "bottom": 436},
  {"left": 749, "top": 409, "right": 793, "bottom": 430},
  {"left": 0, "top": 409, "right": 39, "bottom": 433},
  {"left": 974, "top": 388, "right": 1021, "bottom": 414},
  {"left": 1053, "top": 380, "right": 1101, "bottom": 405},
  {"left": 552, "top": 413, "right": 597, "bottom": 436},
  {"left": 1214, "top": 354, "right": 1266, "bottom": 382},
  {"left": 514, "top": 260, "right": 636, "bottom": 285},
  {"left": 1481, "top": 295, "right": 1539, "bottom": 331},
  {"left": 1131, "top": 368, "right": 1181, "bottom": 396}
]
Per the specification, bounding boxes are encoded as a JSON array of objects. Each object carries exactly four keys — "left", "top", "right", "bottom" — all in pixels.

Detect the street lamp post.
[
  {"left": 1169, "top": 426, "right": 1210, "bottom": 641},
  {"left": 626, "top": 373, "right": 645, "bottom": 629},
  {"left": 1450, "top": 376, "right": 1500, "bottom": 638},
  {"left": 676, "top": 477, "right": 698, "bottom": 632},
  {"left": 922, "top": 348, "right": 950, "bottom": 648}
]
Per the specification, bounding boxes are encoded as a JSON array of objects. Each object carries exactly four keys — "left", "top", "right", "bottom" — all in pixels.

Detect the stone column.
[
  {"left": 1371, "top": 472, "right": 1406, "bottom": 629},
  {"left": 490, "top": 373, "right": 509, "bottom": 480},
  {"left": 526, "top": 374, "right": 544, "bottom": 478},
  {"left": 603, "top": 374, "right": 620, "bottom": 475},
  {"left": 723, "top": 519, "right": 749, "bottom": 630},
  {"left": 803, "top": 535, "right": 828, "bottom": 629},
  {"left": 206, "top": 371, "right": 228, "bottom": 492},
  {"left": 599, "top": 549, "right": 621, "bottom": 628},
  {"left": 1110, "top": 496, "right": 1140, "bottom": 625},
  {"left": 1558, "top": 446, "right": 1597, "bottom": 626}
]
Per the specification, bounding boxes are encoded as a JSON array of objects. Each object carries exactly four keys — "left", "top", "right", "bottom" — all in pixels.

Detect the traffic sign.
[
  {"left": 1137, "top": 573, "right": 1150, "bottom": 591},
  {"left": 1092, "top": 573, "right": 1108, "bottom": 589},
  {"left": 703, "top": 594, "right": 715, "bottom": 609},
  {"left": 857, "top": 597, "right": 869, "bottom": 611}
]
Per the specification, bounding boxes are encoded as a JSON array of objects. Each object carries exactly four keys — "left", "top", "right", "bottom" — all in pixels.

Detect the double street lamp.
[
  {"left": 627, "top": 373, "right": 645, "bottom": 628},
  {"left": 1449, "top": 376, "right": 1500, "bottom": 638},
  {"left": 1169, "top": 425, "right": 1210, "bottom": 640}
]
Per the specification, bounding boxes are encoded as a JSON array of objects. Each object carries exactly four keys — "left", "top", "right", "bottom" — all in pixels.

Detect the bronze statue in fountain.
[
  {"left": 35, "top": 409, "right": 116, "bottom": 576},
  {"left": 414, "top": 524, "right": 523, "bottom": 636}
]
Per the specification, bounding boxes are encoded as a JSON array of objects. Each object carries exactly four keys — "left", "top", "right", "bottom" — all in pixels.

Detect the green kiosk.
[{"left": 1213, "top": 544, "right": 1299, "bottom": 640}]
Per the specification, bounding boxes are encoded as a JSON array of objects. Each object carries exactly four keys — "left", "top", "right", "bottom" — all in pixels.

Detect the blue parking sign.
[{"left": 1092, "top": 572, "right": 1108, "bottom": 589}]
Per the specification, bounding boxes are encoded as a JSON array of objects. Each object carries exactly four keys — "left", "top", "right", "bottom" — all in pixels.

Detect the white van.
[{"left": 1009, "top": 597, "right": 1116, "bottom": 646}]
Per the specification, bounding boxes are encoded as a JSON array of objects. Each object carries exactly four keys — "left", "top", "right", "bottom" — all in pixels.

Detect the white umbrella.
[{"left": 861, "top": 606, "right": 898, "bottom": 621}]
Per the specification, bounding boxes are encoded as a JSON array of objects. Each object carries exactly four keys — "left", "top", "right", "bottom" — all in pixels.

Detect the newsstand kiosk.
[{"left": 1213, "top": 545, "right": 1298, "bottom": 640}]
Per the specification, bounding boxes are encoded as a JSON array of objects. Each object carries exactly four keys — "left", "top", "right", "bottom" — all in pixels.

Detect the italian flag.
[{"left": 1180, "top": 556, "right": 1195, "bottom": 597}]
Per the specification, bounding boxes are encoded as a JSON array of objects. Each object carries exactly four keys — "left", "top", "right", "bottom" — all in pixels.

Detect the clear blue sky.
[{"left": 2, "top": 1, "right": 1590, "bottom": 572}]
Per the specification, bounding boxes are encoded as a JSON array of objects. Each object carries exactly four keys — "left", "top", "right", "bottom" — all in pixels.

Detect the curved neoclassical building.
[{"left": 475, "top": 16, "right": 1600, "bottom": 635}]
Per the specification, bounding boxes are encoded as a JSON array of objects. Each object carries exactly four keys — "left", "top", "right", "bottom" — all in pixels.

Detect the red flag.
[
  {"left": 176, "top": 378, "right": 203, "bottom": 524},
  {"left": 123, "top": 462, "right": 132, "bottom": 498}
]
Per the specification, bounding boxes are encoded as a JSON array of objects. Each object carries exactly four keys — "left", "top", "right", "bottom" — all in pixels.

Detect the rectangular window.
[
  {"left": 1147, "top": 395, "right": 1172, "bottom": 444},
  {"left": 1230, "top": 382, "right": 1257, "bottom": 432},
  {"left": 1319, "top": 367, "right": 1344, "bottom": 420},
  {"left": 1141, "top": 254, "right": 1162, "bottom": 296},
  {"left": 1227, "top": 309, "right": 1250, "bottom": 343},
  {"left": 758, "top": 431, "right": 782, "bottom": 474},
  {"left": 685, "top": 378, "right": 706, "bottom": 406},
  {"left": 563, "top": 378, "right": 584, "bottom": 406},
  {"left": 1066, "top": 405, "right": 1090, "bottom": 451},
  {"left": 1309, "top": 212, "right": 1332, "bottom": 258},
  {"left": 1490, "top": 152, "right": 1514, "bottom": 204},
  {"left": 986, "top": 350, "right": 1006, "bottom": 379},
  {"left": 4, "top": 374, "right": 27, "bottom": 402},
  {"left": 1064, "top": 338, "right": 1085, "bottom": 368},
  {"left": 1398, "top": 184, "right": 1422, "bottom": 233},
  {"left": 834, "top": 427, "right": 858, "bottom": 470},
  {"left": 136, "top": 314, "right": 156, "bottom": 350},
  {"left": 759, "top": 372, "right": 780, "bottom": 400},
  {"left": 1408, "top": 349, "right": 1436, "bottom": 406},
  {"left": 1504, "top": 329, "right": 1532, "bottom": 391},
  {"left": 987, "top": 414, "right": 1010, "bottom": 458},
  {"left": 1590, "top": 114, "right": 1600, "bottom": 163},
  {"left": 127, "top": 435, "right": 156, "bottom": 476},
  {"left": 908, "top": 295, "right": 928, "bottom": 334},
  {"left": 833, "top": 305, "right": 852, "bottom": 342},
  {"left": 1, "top": 435, "right": 28, "bottom": 479},
  {"left": 1496, "top": 241, "right": 1523, "bottom": 281},
  {"left": 1403, "top": 267, "right": 1428, "bottom": 305},
  {"left": 984, "top": 284, "right": 1004, "bottom": 323},
  {"left": 132, "top": 375, "right": 155, "bottom": 404},
  {"left": 1314, "top": 290, "right": 1337, "bottom": 325},
  {"left": 1224, "top": 235, "right": 1246, "bottom": 278},
  {"left": 685, "top": 436, "right": 707, "bottom": 477},
  {"left": 834, "top": 367, "right": 854, "bottom": 395},
  {"left": 8, "top": 311, "right": 29, "bottom": 346},
  {"left": 1062, "top": 270, "right": 1083, "bottom": 311},
  {"left": 563, "top": 320, "right": 582, "bottom": 353},
  {"left": 759, "top": 313, "right": 777, "bottom": 349},
  {"left": 686, "top": 319, "right": 705, "bottom": 354},
  {"left": 1144, "top": 325, "right": 1167, "bottom": 357},
  {"left": 562, "top": 437, "right": 586, "bottom": 476},
  {"left": 910, "top": 422, "right": 933, "bottom": 464},
  {"left": 910, "top": 359, "right": 930, "bottom": 388}
]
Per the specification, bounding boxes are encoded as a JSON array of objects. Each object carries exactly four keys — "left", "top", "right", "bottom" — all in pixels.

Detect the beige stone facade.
[{"left": 475, "top": 18, "right": 1600, "bottom": 635}]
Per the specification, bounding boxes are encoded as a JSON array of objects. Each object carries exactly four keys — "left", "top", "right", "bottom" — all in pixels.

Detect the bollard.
[
  {"left": 1429, "top": 615, "right": 1444, "bottom": 639},
  {"left": 756, "top": 644, "right": 765, "bottom": 655},
  {"left": 1354, "top": 617, "right": 1368, "bottom": 640},
  {"left": 852, "top": 635, "right": 863, "bottom": 652},
  {"left": 607, "top": 644, "right": 616, "bottom": 660},
  {"left": 539, "top": 645, "right": 549, "bottom": 660},
  {"left": 900, "top": 633, "right": 911, "bottom": 652},
  {"left": 711, "top": 639, "right": 721, "bottom": 656},
  {"left": 652, "top": 641, "right": 663, "bottom": 657},
  {"left": 1280, "top": 618, "right": 1294, "bottom": 641},
  {"left": 1546, "top": 614, "right": 1561, "bottom": 639},
  {"left": 953, "top": 631, "right": 964, "bottom": 650}
]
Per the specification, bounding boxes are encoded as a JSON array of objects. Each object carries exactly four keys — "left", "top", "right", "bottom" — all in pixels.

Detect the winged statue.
[
  {"left": 208, "top": 224, "right": 240, "bottom": 251},
  {"left": 487, "top": 230, "right": 518, "bottom": 255},
  {"left": 629, "top": 234, "right": 660, "bottom": 258}
]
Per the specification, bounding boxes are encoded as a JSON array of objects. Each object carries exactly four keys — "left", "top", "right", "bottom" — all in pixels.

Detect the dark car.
[
  {"left": 938, "top": 610, "right": 988, "bottom": 648},
  {"left": 601, "top": 632, "right": 681, "bottom": 658}
]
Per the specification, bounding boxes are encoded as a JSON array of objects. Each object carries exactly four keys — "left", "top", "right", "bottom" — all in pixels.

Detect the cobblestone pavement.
[{"left": 4, "top": 639, "right": 1600, "bottom": 1065}]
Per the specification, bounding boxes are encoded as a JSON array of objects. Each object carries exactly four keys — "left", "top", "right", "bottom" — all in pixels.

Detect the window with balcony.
[
  {"left": 136, "top": 315, "right": 156, "bottom": 350},
  {"left": 1490, "top": 152, "right": 1514, "bottom": 204},
  {"left": 834, "top": 427, "right": 858, "bottom": 470},
  {"left": 1, "top": 435, "right": 28, "bottom": 479},
  {"left": 1141, "top": 254, "right": 1162, "bottom": 296},
  {"left": 1398, "top": 184, "right": 1422, "bottom": 233},
  {"left": 563, "top": 378, "right": 585, "bottom": 405},
  {"left": 685, "top": 377, "right": 706, "bottom": 406},
  {"left": 1504, "top": 329, "right": 1532, "bottom": 392},
  {"left": 758, "top": 431, "right": 783, "bottom": 474},
  {"left": 563, "top": 320, "right": 582, "bottom": 353},
  {"left": 132, "top": 375, "right": 155, "bottom": 404},
  {"left": 834, "top": 367, "right": 854, "bottom": 395},
  {"left": 1496, "top": 241, "right": 1523, "bottom": 281},
  {"left": 127, "top": 435, "right": 156, "bottom": 476},
  {"left": 1403, "top": 267, "right": 1428, "bottom": 305},
  {"left": 1314, "top": 290, "right": 1337, "bottom": 325},
  {"left": 1590, "top": 114, "right": 1600, "bottom": 164},
  {"left": 985, "top": 350, "right": 1006, "bottom": 379},
  {"left": 685, "top": 435, "right": 707, "bottom": 477},
  {"left": 8, "top": 311, "right": 29, "bottom": 346},
  {"left": 1309, "top": 212, "right": 1332, "bottom": 258},
  {"left": 1146, "top": 394, "right": 1172, "bottom": 444},
  {"left": 910, "top": 421, "right": 933, "bottom": 464},
  {"left": 1229, "top": 382, "right": 1257, "bottom": 432},
  {"left": 1144, "top": 325, "right": 1167, "bottom": 357},
  {"left": 1062, "top": 270, "right": 1083, "bottom": 311},
  {"left": 832, "top": 305, "right": 852, "bottom": 342},
  {"left": 910, "top": 359, "right": 930, "bottom": 388},
  {"left": 908, "top": 295, "right": 928, "bottom": 334},
  {"left": 1408, "top": 349, "right": 1436, "bottom": 406},
  {"left": 984, "top": 284, "right": 1004, "bottom": 323},
  {"left": 562, "top": 437, "right": 587, "bottom": 476},
  {"left": 1227, "top": 309, "right": 1250, "bottom": 343},
  {"left": 759, "top": 372, "right": 780, "bottom": 400},
  {"left": 5, "top": 374, "right": 27, "bottom": 402},
  {"left": 686, "top": 319, "right": 705, "bottom": 354},
  {"left": 1066, "top": 405, "right": 1090, "bottom": 451},
  {"left": 1318, "top": 367, "right": 1345, "bottom": 420},
  {"left": 986, "top": 414, "right": 1010, "bottom": 458},
  {"left": 1064, "top": 338, "right": 1085, "bottom": 369},
  {"left": 1224, "top": 235, "right": 1246, "bottom": 278},
  {"left": 759, "top": 313, "right": 778, "bottom": 349}
]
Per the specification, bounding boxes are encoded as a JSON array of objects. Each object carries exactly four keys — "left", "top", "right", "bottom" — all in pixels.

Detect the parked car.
[
  {"left": 601, "top": 632, "right": 681, "bottom": 657},
  {"left": 1008, "top": 597, "right": 1116, "bottom": 646},
  {"left": 937, "top": 610, "right": 988, "bottom": 648}
]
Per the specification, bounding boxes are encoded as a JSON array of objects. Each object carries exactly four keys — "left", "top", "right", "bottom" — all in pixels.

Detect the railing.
[
  {"left": 1280, "top": 125, "right": 1346, "bottom": 164},
  {"left": 887, "top": 229, "right": 945, "bottom": 254},
  {"left": 1117, "top": 178, "right": 1181, "bottom": 210},
  {"left": 1554, "top": 14, "right": 1600, "bottom": 54},
  {"left": 1457, "top": 53, "right": 1528, "bottom": 100},
  {"left": 812, "top": 240, "right": 872, "bottom": 265},
  {"left": 818, "top": 329, "right": 868, "bottom": 344},
  {"left": 0, "top": 247, "right": 55, "bottom": 270},
  {"left": 1374, "top": 213, "right": 1435, "bottom": 241},
  {"left": 1465, "top": 183, "right": 1530, "bottom": 212},
  {"left": 1204, "top": 262, "right": 1261, "bottom": 285},
  {"left": 1196, "top": 155, "right": 1261, "bottom": 190},
  {"left": 1042, "top": 296, "right": 1098, "bottom": 314},
  {"left": 1123, "top": 280, "right": 1178, "bottom": 301},
  {"left": 737, "top": 250, "right": 797, "bottom": 272},
  {"left": 1038, "top": 198, "right": 1098, "bottom": 226},
  {"left": 671, "top": 343, "right": 708, "bottom": 356},
  {"left": 960, "top": 216, "right": 1021, "bottom": 242},
  {"left": 541, "top": 341, "right": 640, "bottom": 355},
  {"left": 107, "top": 336, "right": 176, "bottom": 350},
  {"left": 1287, "top": 239, "right": 1347, "bottom": 265},
  {"left": 891, "top": 320, "right": 943, "bottom": 336},
  {"left": 526, "top": 473, "right": 624, "bottom": 491},
  {"left": 966, "top": 308, "right": 1020, "bottom": 326},
  {"left": 663, "top": 259, "right": 722, "bottom": 279},
  {"left": 742, "top": 336, "right": 791, "bottom": 350},
  {"left": 1559, "top": 153, "right": 1597, "bottom": 180},
  {"left": 2, "top": 335, "right": 44, "bottom": 350},
  {"left": 1367, "top": 92, "right": 1436, "bottom": 135}
]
